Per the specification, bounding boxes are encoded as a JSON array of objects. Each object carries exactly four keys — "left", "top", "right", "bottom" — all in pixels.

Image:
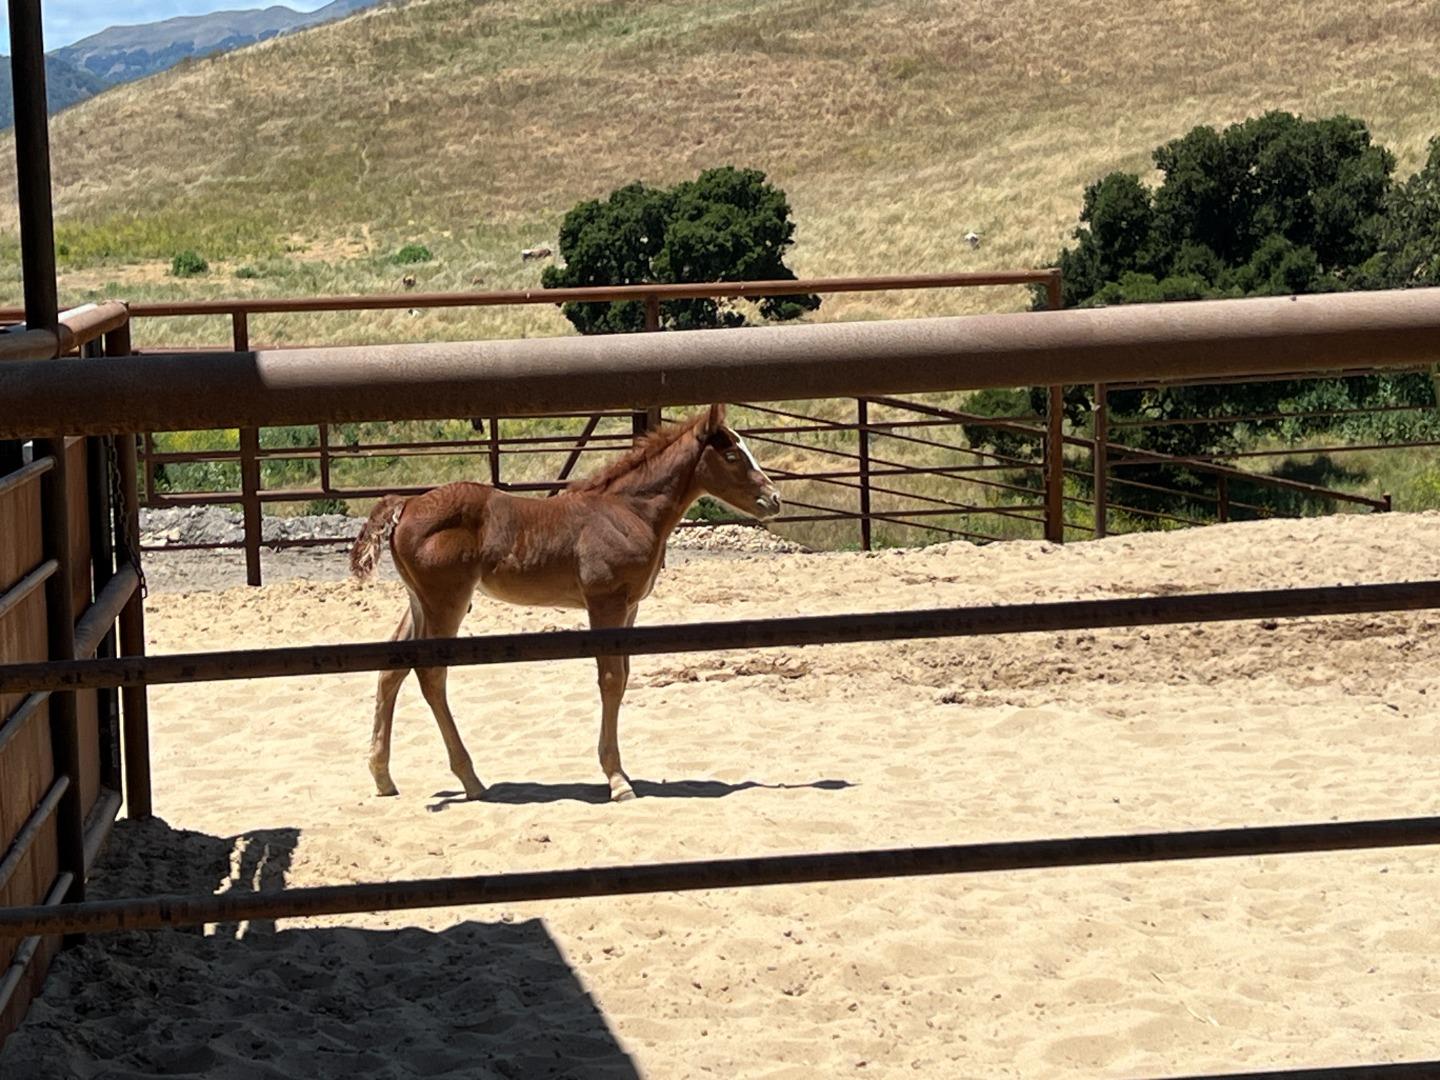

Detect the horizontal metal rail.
[
  {"left": 867, "top": 393, "right": 1390, "bottom": 514},
  {"left": 56, "top": 302, "right": 129, "bottom": 354},
  {"left": 73, "top": 566, "right": 139, "bottom": 661},
  {"left": 0, "top": 871, "right": 74, "bottom": 1016},
  {"left": 6, "top": 288, "right": 1440, "bottom": 438},
  {"left": 0, "top": 271, "right": 1057, "bottom": 323},
  {"left": 0, "top": 326, "right": 58, "bottom": 361},
  {"left": 0, "top": 454, "right": 54, "bottom": 499},
  {"left": 0, "top": 303, "right": 129, "bottom": 361},
  {"left": 0, "top": 775, "right": 70, "bottom": 896},
  {"left": 1, "top": 814, "right": 1437, "bottom": 939},
  {"left": 1108, "top": 401, "right": 1431, "bottom": 429},
  {"left": 0, "top": 693, "right": 48, "bottom": 758},
  {"left": 1182, "top": 439, "right": 1440, "bottom": 462},
  {"left": 0, "top": 559, "right": 58, "bottom": 623},
  {"left": 1107, "top": 364, "right": 1429, "bottom": 392},
  {"left": 1, "top": 580, "right": 1437, "bottom": 695}
]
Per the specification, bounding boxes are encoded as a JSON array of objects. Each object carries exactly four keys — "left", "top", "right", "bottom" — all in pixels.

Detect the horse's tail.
[{"left": 350, "top": 494, "right": 408, "bottom": 583}]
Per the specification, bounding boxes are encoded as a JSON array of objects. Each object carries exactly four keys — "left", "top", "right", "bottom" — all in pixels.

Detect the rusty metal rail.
[
  {"left": 0, "top": 271, "right": 1060, "bottom": 325},
  {"left": 11, "top": 289, "right": 1440, "bottom": 437},
  {"left": 101, "top": 270, "right": 1062, "bottom": 577},
  {"left": 3, "top": 579, "right": 1438, "bottom": 695},
  {"left": 2, "top": 813, "right": 1438, "bottom": 939}
]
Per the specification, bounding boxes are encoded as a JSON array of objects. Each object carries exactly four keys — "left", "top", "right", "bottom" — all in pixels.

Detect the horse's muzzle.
[{"left": 754, "top": 490, "right": 783, "bottom": 519}]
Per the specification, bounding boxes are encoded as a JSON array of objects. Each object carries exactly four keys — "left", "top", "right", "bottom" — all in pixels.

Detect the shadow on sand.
[
  {"left": 428, "top": 776, "right": 855, "bottom": 810},
  {"left": 0, "top": 816, "right": 638, "bottom": 1080}
]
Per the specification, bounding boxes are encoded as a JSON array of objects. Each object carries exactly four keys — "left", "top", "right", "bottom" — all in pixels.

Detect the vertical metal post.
[
  {"left": 142, "top": 432, "right": 156, "bottom": 505},
  {"left": 487, "top": 417, "right": 502, "bottom": 488},
  {"left": 317, "top": 423, "right": 332, "bottom": 497},
  {"left": 635, "top": 294, "right": 664, "bottom": 435},
  {"left": 35, "top": 434, "right": 87, "bottom": 908},
  {"left": 1217, "top": 474, "right": 1230, "bottom": 523},
  {"left": 1044, "top": 387, "right": 1065, "bottom": 543},
  {"left": 9, "top": 0, "right": 59, "bottom": 337},
  {"left": 84, "top": 344, "right": 121, "bottom": 795},
  {"left": 1092, "top": 383, "right": 1108, "bottom": 539},
  {"left": 1043, "top": 273, "right": 1065, "bottom": 544},
  {"left": 106, "top": 325, "right": 152, "bottom": 820},
  {"left": 233, "top": 312, "right": 263, "bottom": 586},
  {"left": 856, "top": 398, "right": 873, "bottom": 551}
]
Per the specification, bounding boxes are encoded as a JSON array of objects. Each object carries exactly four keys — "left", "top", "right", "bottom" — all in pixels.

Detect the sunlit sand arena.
[{"left": 4, "top": 512, "right": 1440, "bottom": 1077}]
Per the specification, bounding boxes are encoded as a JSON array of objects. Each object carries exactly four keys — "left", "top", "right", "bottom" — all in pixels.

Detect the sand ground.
[{"left": 4, "top": 512, "right": 1440, "bottom": 1078}]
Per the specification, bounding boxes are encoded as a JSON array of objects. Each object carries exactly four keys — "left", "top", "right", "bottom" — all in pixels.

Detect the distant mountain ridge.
[
  {"left": 0, "top": 0, "right": 379, "bottom": 127},
  {"left": 0, "top": 55, "right": 109, "bottom": 128},
  {"left": 52, "top": 0, "right": 379, "bottom": 84}
]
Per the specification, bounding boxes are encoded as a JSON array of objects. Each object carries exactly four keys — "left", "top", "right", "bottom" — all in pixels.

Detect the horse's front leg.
[{"left": 589, "top": 598, "right": 638, "bottom": 803}]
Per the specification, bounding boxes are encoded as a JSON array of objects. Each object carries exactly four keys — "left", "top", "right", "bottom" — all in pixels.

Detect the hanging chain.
[{"left": 108, "top": 433, "right": 148, "bottom": 600}]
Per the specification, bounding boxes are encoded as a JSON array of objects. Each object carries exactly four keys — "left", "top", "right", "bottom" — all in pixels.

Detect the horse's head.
[{"left": 694, "top": 404, "right": 782, "bottom": 520}]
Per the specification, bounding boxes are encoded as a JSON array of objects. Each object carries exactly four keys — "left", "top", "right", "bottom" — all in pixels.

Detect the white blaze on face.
[{"left": 733, "top": 432, "right": 764, "bottom": 476}]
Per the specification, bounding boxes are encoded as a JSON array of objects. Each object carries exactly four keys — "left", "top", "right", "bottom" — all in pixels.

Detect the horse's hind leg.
[
  {"left": 369, "top": 604, "right": 415, "bottom": 796},
  {"left": 414, "top": 594, "right": 486, "bottom": 800}
]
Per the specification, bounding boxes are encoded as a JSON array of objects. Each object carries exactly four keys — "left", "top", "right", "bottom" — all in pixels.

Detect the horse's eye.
[{"left": 724, "top": 452, "right": 738, "bottom": 462}]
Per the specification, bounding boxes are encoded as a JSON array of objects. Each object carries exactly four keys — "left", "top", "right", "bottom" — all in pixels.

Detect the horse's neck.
[{"left": 609, "top": 433, "right": 705, "bottom": 532}]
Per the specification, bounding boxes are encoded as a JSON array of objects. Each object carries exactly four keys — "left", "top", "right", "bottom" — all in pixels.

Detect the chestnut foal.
[{"left": 349, "top": 404, "right": 782, "bottom": 802}]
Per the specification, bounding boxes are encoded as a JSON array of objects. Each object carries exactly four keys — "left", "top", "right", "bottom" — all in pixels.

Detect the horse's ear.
[{"left": 701, "top": 403, "right": 727, "bottom": 435}]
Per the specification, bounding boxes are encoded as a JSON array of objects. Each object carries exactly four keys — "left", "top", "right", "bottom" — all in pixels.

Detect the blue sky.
[{"left": 3, "top": 1, "right": 334, "bottom": 51}]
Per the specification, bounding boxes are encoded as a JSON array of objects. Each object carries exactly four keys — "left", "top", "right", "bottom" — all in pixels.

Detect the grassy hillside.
[{"left": 2, "top": 0, "right": 1438, "bottom": 347}]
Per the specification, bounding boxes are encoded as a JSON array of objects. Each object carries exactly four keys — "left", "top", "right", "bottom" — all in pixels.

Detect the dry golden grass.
[{"left": 2, "top": 0, "right": 1438, "bottom": 338}]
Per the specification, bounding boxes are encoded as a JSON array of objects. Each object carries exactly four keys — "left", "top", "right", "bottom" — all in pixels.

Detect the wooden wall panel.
[
  {"left": 0, "top": 476, "right": 42, "bottom": 594},
  {"left": 0, "top": 509, "right": 56, "bottom": 1044}
]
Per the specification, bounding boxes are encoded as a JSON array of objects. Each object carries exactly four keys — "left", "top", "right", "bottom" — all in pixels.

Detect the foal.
[{"left": 349, "top": 404, "right": 781, "bottom": 802}]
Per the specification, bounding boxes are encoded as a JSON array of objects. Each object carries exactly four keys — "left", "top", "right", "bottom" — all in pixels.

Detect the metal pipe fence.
[
  {"left": 89, "top": 270, "right": 1068, "bottom": 580},
  {"left": 3, "top": 284, "right": 1440, "bottom": 1080}
]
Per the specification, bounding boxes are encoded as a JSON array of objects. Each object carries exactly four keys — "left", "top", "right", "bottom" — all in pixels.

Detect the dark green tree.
[
  {"left": 1355, "top": 136, "right": 1440, "bottom": 290},
  {"left": 1047, "top": 111, "right": 1395, "bottom": 313},
  {"left": 1038, "top": 112, "right": 1440, "bottom": 462},
  {"left": 542, "top": 167, "right": 819, "bottom": 334}
]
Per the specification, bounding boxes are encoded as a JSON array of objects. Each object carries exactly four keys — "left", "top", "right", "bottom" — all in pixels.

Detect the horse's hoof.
[
  {"left": 612, "top": 787, "right": 637, "bottom": 803},
  {"left": 464, "top": 786, "right": 487, "bottom": 801},
  {"left": 375, "top": 782, "right": 399, "bottom": 797}
]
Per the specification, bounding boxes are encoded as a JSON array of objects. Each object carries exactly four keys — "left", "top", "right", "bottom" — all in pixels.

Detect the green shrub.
[
  {"left": 170, "top": 250, "right": 209, "bottom": 277},
  {"left": 391, "top": 243, "right": 433, "bottom": 265},
  {"left": 306, "top": 497, "right": 349, "bottom": 516},
  {"left": 234, "top": 265, "right": 261, "bottom": 279},
  {"left": 543, "top": 166, "right": 818, "bottom": 333},
  {"left": 684, "top": 495, "right": 743, "bottom": 523}
]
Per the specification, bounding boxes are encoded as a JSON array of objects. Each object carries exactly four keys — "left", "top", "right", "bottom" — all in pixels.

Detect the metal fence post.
[
  {"left": 233, "top": 312, "right": 263, "bottom": 586},
  {"left": 105, "top": 324, "right": 151, "bottom": 819},
  {"left": 635, "top": 294, "right": 663, "bottom": 435},
  {"left": 1043, "top": 272, "right": 1065, "bottom": 544},
  {"left": 1092, "top": 383, "right": 1108, "bottom": 539},
  {"left": 1044, "top": 386, "right": 1065, "bottom": 543},
  {"left": 1217, "top": 473, "right": 1230, "bottom": 523},
  {"left": 857, "top": 398, "right": 873, "bottom": 551},
  {"left": 84, "top": 341, "right": 121, "bottom": 796},
  {"left": 487, "top": 417, "right": 502, "bottom": 488},
  {"left": 317, "top": 423, "right": 332, "bottom": 498}
]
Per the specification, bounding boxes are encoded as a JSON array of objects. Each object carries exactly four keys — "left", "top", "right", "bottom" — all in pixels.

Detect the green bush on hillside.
[
  {"left": 542, "top": 166, "right": 819, "bottom": 334},
  {"left": 391, "top": 243, "right": 433, "bottom": 265},
  {"left": 170, "top": 249, "right": 209, "bottom": 277}
]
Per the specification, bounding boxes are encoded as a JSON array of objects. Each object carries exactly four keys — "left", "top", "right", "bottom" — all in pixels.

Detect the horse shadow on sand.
[
  {"left": 428, "top": 776, "right": 855, "bottom": 810},
  {"left": 0, "top": 816, "right": 639, "bottom": 1080}
]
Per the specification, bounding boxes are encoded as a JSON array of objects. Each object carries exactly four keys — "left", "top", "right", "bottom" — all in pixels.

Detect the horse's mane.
[{"left": 566, "top": 411, "right": 710, "bottom": 494}]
